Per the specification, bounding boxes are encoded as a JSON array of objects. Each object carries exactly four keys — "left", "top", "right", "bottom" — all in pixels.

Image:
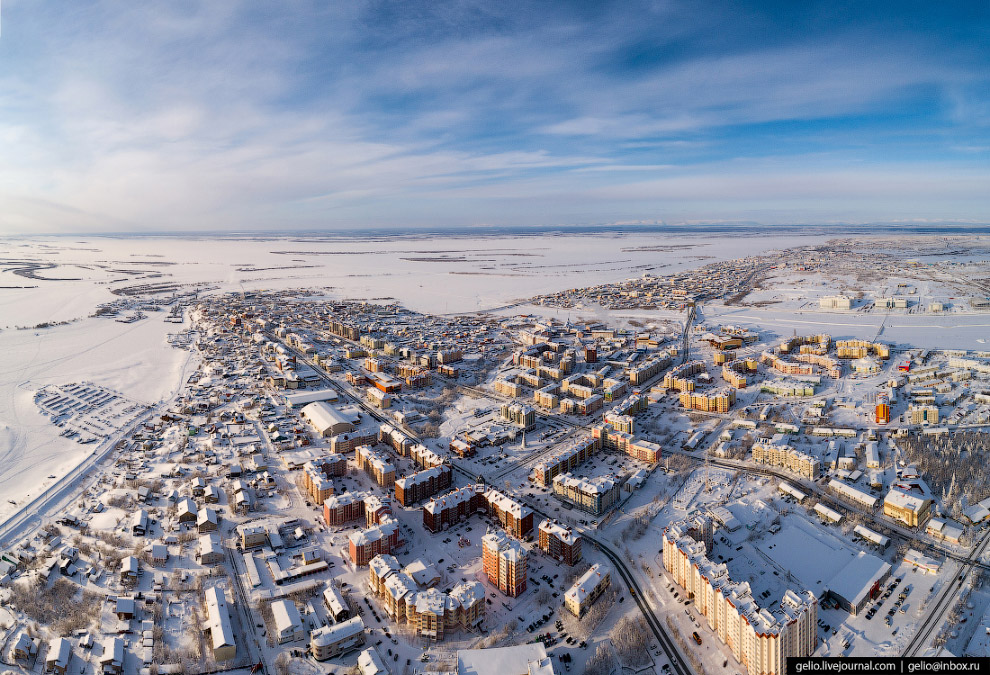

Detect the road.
[
  {"left": 0, "top": 403, "right": 162, "bottom": 548},
  {"left": 903, "top": 530, "right": 990, "bottom": 656}
]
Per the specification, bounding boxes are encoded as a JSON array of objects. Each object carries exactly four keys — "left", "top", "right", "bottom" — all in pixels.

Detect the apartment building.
[
  {"left": 367, "top": 554, "right": 484, "bottom": 641},
  {"left": 486, "top": 488, "right": 535, "bottom": 539},
  {"left": 355, "top": 445, "right": 396, "bottom": 488},
  {"left": 663, "top": 518, "right": 818, "bottom": 675},
  {"left": 835, "top": 340, "right": 890, "bottom": 360},
  {"left": 482, "top": 530, "right": 528, "bottom": 597},
  {"left": 680, "top": 387, "right": 736, "bottom": 413},
  {"left": 379, "top": 424, "right": 414, "bottom": 456},
  {"left": 592, "top": 424, "right": 661, "bottom": 463},
  {"left": 819, "top": 295, "right": 852, "bottom": 309},
  {"left": 423, "top": 485, "right": 487, "bottom": 533},
  {"left": 531, "top": 435, "right": 599, "bottom": 487},
  {"left": 410, "top": 444, "right": 446, "bottom": 469},
  {"left": 500, "top": 403, "right": 536, "bottom": 429},
  {"left": 552, "top": 473, "right": 620, "bottom": 515},
  {"left": 908, "top": 405, "right": 939, "bottom": 425},
  {"left": 495, "top": 378, "right": 524, "bottom": 397},
  {"left": 761, "top": 352, "right": 815, "bottom": 377},
  {"left": 564, "top": 563, "right": 611, "bottom": 617},
  {"left": 761, "top": 380, "right": 816, "bottom": 397},
  {"left": 534, "top": 384, "right": 560, "bottom": 410},
  {"left": 395, "top": 464, "right": 452, "bottom": 506},
  {"left": 752, "top": 442, "right": 821, "bottom": 480},
  {"left": 663, "top": 361, "right": 706, "bottom": 392},
  {"left": 629, "top": 354, "right": 673, "bottom": 385},
  {"left": 323, "top": 491, "right": 369, "bottom": 527},
  {"left": 538, "top": 520, "right": 582, "bottom": 565},
  {"left": 348, "top": 518, "right": 403, "bottom": 566}
]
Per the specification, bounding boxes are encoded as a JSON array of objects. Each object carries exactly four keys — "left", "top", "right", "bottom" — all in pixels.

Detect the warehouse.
[
  {"left": 301, "top": 402, "right": 356, "bottom": 437},
  {"left": 823, "top": 551, "right": 892, "bottom": 615}
]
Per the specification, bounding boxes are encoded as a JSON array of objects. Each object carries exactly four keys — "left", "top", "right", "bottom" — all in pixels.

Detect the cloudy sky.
[{"left": 0, "top": 0, "right": 988, "bottom": 234}]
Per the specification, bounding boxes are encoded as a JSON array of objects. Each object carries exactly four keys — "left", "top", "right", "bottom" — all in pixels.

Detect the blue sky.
[{"left": 0, "top": 0, "right": 988, "bottom": 233}]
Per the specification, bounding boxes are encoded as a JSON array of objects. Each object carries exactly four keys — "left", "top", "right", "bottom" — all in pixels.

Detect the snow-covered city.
[{"left": 2, "top": 231, "right": 990, "bottom": 675}]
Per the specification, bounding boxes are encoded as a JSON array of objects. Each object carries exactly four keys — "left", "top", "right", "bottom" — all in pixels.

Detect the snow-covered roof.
[
  {"left": 564, "top": 563, "right": 610, "bottom": 605},
  {"left": 311, "top": 616, "right": 365, "bottom": 647},
  {"left": 357, "top": 646, "right": 389, "bottom": 675},
  {"left": 205, "top": 586, "right": 236, "bottom": 651},
  {"left": 271, "top": 599, "right": 302, "bottom": 637},
  {"left": 456, "top": 643, "right": 550, "bottom": 675},
  {"left": 284, "top": 389, "right": 338, "bottom": 407},
  {"left": 823, "top": 551, "right": 891, "bottom": 609}
]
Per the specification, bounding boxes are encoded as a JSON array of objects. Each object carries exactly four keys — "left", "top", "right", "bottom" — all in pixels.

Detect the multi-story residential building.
[
  {"left": 752, "top": 442, "right": 821, "bottom": 480},
  {"left": 421, "top": 485, "right": 534, "bottom": 538},
  {"left": 779, "top": 334, "right": 831, "bottom": 355},
  {"left": 538, "top": 520, "right": 582, "bottom": 565},
  {"left": 437, "top": 349, "right": 463, "bottom": 364},
  {"left": 395, "top": 464, "right": 453, "bottom": 506},
  {"left": 552, "top": 473, "right": 620, "bottom": 515},
  {"left": 423, "top": 485, "right": 487, "bottom": 533},
  {"left": 410, "top": 444, "right": 446, "bottom": 469},
  {"left": 310, "top": 617, "right": 366, "bottom": 661},
  {"left": 564, "top": 563, "right": 611, "bottom": 617},
  {"left": 495, "top": 378, "right": 524, "bottom": 397},
  {"left": 330, "top": 430, "right": 377, "bottom": 454},
  {"left": 679, "top": 388, "right": 736, "bottom": 412},
  {"left": 482, "top": 530, "right": 528, "bottom": 597},
  {"left": 663, "top": 518, "right": 818, "bottom": 675},
  {"left": 324, "top": 491, "right": 368, "bottom": 527},
  {"left": 908, "top": 405, "right": 939, "bottom": 425},
  {"left": 663, "top": 361, "right": 706, "bottom": 392},
  {"left": 500, "top": 403, "right": 537, "bottom": 429},
  {"left": 819, "top": 295, "right": 852, "bottom": 310},
  {"left": 366, "top": 554, "right": 484, "bottom": 641},
  {"left": 592, "top": 424, "right": 661, "bottom": 463},
  {"left": 485, "top": 488, "right": 535, "bottom": 539},
  {"left": 355, "top": 445, "right": 396, "bottom": 488},
  {"left": 534, "top": 384, "right": 561, "bottom": 410},
  {"left": 761, "top": 380, "right": 816, "bottom": 397},
  {"left": 363, "top": 494, "right": 392, "bottom": 527},
  {"left": 531, "top": 435, "right": 599, "bottom": 487},
  {"left": 379, "top": 424, "right": 414, "bottom": 455},
  {"left": 761, "top": 352, "right": 816, "bottom": 376},
  {"left": 835, "top": 339, "right": 890, "bottom": 360},
  {"left": 629, "top": 354, "right": 673, "bottom": 385},
  {"left": 348, "top": 518, "right": 402, "bottom": 566}
]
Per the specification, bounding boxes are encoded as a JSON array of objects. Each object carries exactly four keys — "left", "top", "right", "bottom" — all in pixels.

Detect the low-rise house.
[
  {"left": 177, "top": 497, "right": 198, "bottom": 523},
  {"left": 45, "top": 637, "right": 72, "bottom": 674},
  {"left": 121, "top": 556, "right": 140, "bottom": 584},
  {"left": 151, "top": 544, "right": 169, "bottom": 566},
  {"left": 99, "top": 637, "right": 124, "bottom": 675},
  {"left": 115, "top": 596, "right": 136, "bottom": 620},
  {"left": 10, "top": 632, "right": 39, "bottom": 661},
  {"left": 271, "top": 599, "right": 305, "bottom": 643},
  {"left": 197, "top": 507, "right": 220, "bottom": 533},
  {"left": 198, "top": 533, "right": 224, "bottom": 565}
]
